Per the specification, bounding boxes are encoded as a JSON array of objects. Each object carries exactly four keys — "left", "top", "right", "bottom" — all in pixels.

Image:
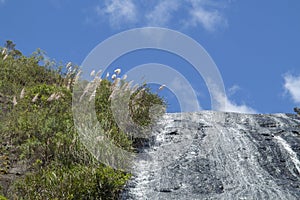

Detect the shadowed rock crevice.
[{"left": 121, "top": 111, "right": 300, "bottom": 199}]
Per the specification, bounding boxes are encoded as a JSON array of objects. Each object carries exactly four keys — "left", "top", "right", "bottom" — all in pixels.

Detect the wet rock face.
[{"left": 122, "top": 111, "right": 300, "bottom": 200}]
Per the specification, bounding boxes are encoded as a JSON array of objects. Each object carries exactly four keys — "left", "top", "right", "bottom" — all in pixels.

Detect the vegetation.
[
  {"left": 294, "top": 107, "right": 300, "bottom": 115},
  {"left": 0, "top": 195, "right": 7, "bottom": 200},
  {"left": 0, "top": 41, "right": 165, "bottom": 199}
]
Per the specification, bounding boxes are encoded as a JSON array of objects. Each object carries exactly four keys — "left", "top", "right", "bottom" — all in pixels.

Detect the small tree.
[
  {"left": 294, "top": 107, "right": 300, "bottom": 115},
  {"left": 4, "top": 40, "right": 22, "bottom": 58}
]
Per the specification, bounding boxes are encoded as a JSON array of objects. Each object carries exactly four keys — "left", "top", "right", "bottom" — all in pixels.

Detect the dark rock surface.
[{"left": 121, "top": 111, "right": 300, "bottom": 200}]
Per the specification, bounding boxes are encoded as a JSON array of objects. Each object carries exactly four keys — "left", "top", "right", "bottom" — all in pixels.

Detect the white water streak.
[
  {"left": 274, "top": 135, "right": 300, "bottom": 174},
  {"left": 202, "top": 112, "right": 295, "bottom": 200},
  {"left": 124, "top": 112, "right": 299, "bottom": 199}
]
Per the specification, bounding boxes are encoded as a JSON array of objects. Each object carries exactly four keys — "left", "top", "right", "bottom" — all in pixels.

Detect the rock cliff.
[{"left": 122, "top": 111, "right": 300, "bottom": 200}]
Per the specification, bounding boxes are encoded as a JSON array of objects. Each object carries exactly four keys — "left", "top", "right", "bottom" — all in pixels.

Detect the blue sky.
[{"left": 1, "top": 0, "right": 300, "bottom": 114}]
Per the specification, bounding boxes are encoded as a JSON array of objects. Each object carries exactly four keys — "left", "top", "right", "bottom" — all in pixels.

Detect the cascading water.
[{"left": 121, "top": 111, "right": 300, "bottom": 200}]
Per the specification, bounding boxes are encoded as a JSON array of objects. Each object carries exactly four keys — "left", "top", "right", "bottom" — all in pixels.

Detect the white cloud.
[
  {"left": 210, "top": 84, "right": 256, "bottom": 114},
  {"left": 189, "top": 8, "right": 225, "bottom": 31},
  {"left": 146, "top": 0, "right": 180, "bottom": 26},
  {"left": 96, "top": 0, "right": 137, "bottom": 28},
  {"left": 283, "top": 74, "right": 300, "bottom": 103},
  {"left": 222, "top": 98, "right": 257, "bottom": 114},
  {"left": 168, "top": 77, "right": 255, "bottom": 113},
  {"left": 92, "top": 0, "right": 229, "bottom": 31},
  {"left": 187, "top": 0, "right": 227, "bottom": 31}
]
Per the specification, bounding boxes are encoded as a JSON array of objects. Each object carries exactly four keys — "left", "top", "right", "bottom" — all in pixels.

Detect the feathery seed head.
[
  {"left": 12, "top": 96, "right": 17, "bottom": 105},
  {"left": 90, "top": 70, "right": 95, "bottom": 77},
  {"left": 47, "top": 93, "right": 56, "bottom": 102},
  {"left": 12, "top": 96, "right": 17, "bottom": 106},
  {"left": 55, "top": 92, "right": 63, "bottom": 100},
  {"left": 113, "top": 78, "right": 120, "bottom": 87},
  {"left": 1, "top": 48, "right": 7, "bottom": 55},
  {"left": 114, "top": 68, "right": 121, "bottom": 75},
  {"left": 66, "top": 62, "right": 72, "bottom": 69},
  {"left": 159, "top": 84, "right": 166, "bottom": 91},
  {"left": 95, "top": 69, "right": 102, "bottom": 77},
  {"left": 32, "top": 94, "right": 39, "bottom": 102},
  {"left": 20, "top": 88, "right": 25, "bottom": 99},
  {"left": 66, "top": 79, "right": 71, "bottom": 90},
  {"left": 74, "top": 70, "right": 82, "bottom": 84},
  {"left": 122, "top": 82, "right": 130, "bottom": 91},
  {"left": 132, "top": 84, "right": 139, "bottom": 94}
]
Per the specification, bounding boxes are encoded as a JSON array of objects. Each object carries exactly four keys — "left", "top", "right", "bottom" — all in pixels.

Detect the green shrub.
[
  {"left": 95, "top": 80, "right": 165, "bottom": 138},
  {"left": 0, "top": 50, "right": 60, "bottom": 97},
  {"left": 130, "top": 84, "right": 165, "bottom": 127},
  {"left": 0, "top": 41, "right": 165, "bottom": 199},
  {"left": 94, "top": 79, "right": 134, "bottom": 150},
  {"left": 11, "top": 164, "right": 130, "bottom": 200},
  {"left": 2, "top": 84, "right": 86, "bottom": 167},
  {"left": 0, "top": 195, "right": 8, "bottom": 200}
]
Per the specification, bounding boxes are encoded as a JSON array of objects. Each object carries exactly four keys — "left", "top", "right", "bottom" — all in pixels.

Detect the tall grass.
[{"left": 0, "top": 41, "right": 165, "bottom": 199}]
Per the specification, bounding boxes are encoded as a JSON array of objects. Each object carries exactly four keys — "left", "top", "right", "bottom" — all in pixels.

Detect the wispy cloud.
[
  {"left": 95, "top": 0, "right": 137, "bottom": 28},
  {"left": 228, "top": 84, "right": 241, "bottom": 97},
  {"left": 91, "top": 0, "right": 230, "bottom": 31},
  {"left": 146, "top": 0, "right": 180, "bottom": 26},
  {"left": 283, "top": 74, "right": 300, "bottom": 103},
  {"left": 224, "top": 85, "right": 256, "bottom": 113},
  {"left": 186, "top": 0, "right": 227, "bottom": 31},
  {"left": 211, "top": 84, "right": 256, "bottom": 114},
  {"left": 222, "top": 97, "right": 257, "bottom": 114},
  {"left": 169, "top": 78, "right": 255, "bottom": 113}
]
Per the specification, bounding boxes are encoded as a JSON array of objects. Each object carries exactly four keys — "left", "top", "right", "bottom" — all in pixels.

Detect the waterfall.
[{"left": 122, "top": 111, "right": 300, "bottom": 200}]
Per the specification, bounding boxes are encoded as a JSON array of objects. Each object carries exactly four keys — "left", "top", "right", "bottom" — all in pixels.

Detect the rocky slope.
[{"left": 122, "top": 111, "right": 300, "bottom": 200}]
